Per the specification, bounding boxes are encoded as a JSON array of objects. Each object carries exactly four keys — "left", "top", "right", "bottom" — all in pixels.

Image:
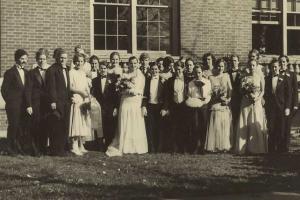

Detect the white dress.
[
  {"left": 106, "top": 69, "right": 148, "bottom": 156},
  {"left": 235, "top": 71, "right": 268, "bottom": 154},
  {"left": 68, "top": 69, "right": 92, "bottom": 140}
]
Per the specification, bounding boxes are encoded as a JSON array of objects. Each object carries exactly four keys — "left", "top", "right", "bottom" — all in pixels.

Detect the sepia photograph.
[{"left": 0, "top": 0, "right": 300, "bottom": 199}]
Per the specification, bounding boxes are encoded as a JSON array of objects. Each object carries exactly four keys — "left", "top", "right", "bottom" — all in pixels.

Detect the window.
[
  {"left": 93, "top": 0, "right": 179, "bottom": 55},
  {"left": 252, "top": 0, "right": 282, "bottom": 54},
  {"left": 287, "top": 0, "right": 300, "bottom": 54}
]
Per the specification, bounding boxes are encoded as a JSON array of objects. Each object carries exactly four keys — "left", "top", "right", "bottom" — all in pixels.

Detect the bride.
[{"left": 106, "top": 56, "right": 148, "bottom": 156}]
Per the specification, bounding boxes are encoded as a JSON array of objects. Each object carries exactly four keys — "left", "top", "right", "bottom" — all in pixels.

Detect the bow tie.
[
  {"left": 38, "top": 67, "right": 46, "bottom": 71},
  {"left": 17, "top": 66, "right": 24, "bottom": 70},
  {"left": 273, "top": 74, "right": 279, "bottom": 77},
  {"left": 101, "top": 75, "right": 107, "bottom": 79},
  {"left": 152, "top": 76, "right": 159, "bottom": 80},
  {"left": 231, "top": 70, "right": 239, "bottom": 73}
]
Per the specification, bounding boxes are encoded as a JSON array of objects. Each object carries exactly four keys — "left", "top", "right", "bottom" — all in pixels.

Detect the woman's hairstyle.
[
  {"left": 156, "top": 57, "right": 164, "bottom": 64},
  {"left": 14, "top": 49, "right": 28, "bottom": 61},
  {"left": 110, "top": 51, "right": 120, "bottom": 60},
  {"left": 35, "top": 48, "right": 49, "bottom": 61},
  {"left": 215, "top": 58, "right": 227, "bottom": 72},
  {"left": 248, "top": 49, "right": 260, "bottom": 60},
  {"left": 202, "top": 52, "right": 216, "bottom": 69},
  {"left": 128, "top": 56, "right": 138, "bottom": 63},
  {"left": 52, "top": 48, "right": 63, "bottom": 59},
  {"left": 73, "top": 53, "right": 86, "bottom": 64},
  {"left": 174, "top": 60, "right": 184, "bottom": 69},
  {"left": 278, "top": 54, "right": 289, "bottom": 63},
  {"left": 89, "top": 55, "right": 100, "bottom": 64},
  {"left": 163, "top": 56, "right": 174, "bottom": 68},
  {"left": 193, "top": 63, "right": 203, "bottom": 72},
  {"left": 139, "top": 52, "right": 150, "bottom": 61}
]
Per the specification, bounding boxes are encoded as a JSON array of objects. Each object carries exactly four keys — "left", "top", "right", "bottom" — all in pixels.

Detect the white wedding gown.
[{"left": 106, "top": 69, "right": 148, "bottom": 156}]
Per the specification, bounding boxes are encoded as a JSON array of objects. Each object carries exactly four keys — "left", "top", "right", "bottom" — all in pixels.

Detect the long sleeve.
[{"left": 45, "top": 66, "right": 57, "bottom": 103}]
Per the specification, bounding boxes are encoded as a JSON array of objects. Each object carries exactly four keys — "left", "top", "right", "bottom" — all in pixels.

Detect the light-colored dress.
[
  {"left": 205, "top": 73, "right": 233, "bottom": 152},
  {"left": 107, "top": 65, "right": 122, "bottom": 76},
  {"left": 235, "top": 71, "right": 268, "bottom": 154},
  {"left": 69, "top": 69, "right": 92, "bottom": 140},
  {"left": 106, "top": 69, "right": 148, "bottom": 156}
]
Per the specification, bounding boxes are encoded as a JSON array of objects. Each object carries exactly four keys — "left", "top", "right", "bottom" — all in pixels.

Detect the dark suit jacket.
[
  {"left": 1, "top": 65, "right": 28, "bottom": 107},
  {"left": 45, "top": 63, "right": 71, "bottom": 118},
  {"left": 162, "top": 76, "right": 188, "bottom": 110},
  {"left": 283, "top": 71, "right": 298, "bottom": 109},
  {"left": 228, "top": 70, "right": 242, "bottom": 111},
  {"left": 142, "top": 76, "right": 164, "bottom": 107},
  {"left": 91, "top": 75, "right": 118, "bottom": 115},
  {"left": 25, "top": 67, "right": 50, "bottom": 119},
  {"left": 264, "top": 74, "right": 292, "bottom": 114}
]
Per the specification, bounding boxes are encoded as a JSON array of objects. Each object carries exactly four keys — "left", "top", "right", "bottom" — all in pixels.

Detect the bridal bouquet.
[
  {"left": 116, "top": 77, "right": 134, "bottom": 92},
  {"left": 241, "top": 76, "right": 260, "bottom": 101},
  {"left": 211, "top": 85, "right": 227, "bottom": 102}
]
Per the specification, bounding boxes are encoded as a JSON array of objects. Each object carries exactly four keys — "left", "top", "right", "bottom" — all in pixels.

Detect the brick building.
[{"left": 0, "top": 0, "right": 299, "bottom": 135}]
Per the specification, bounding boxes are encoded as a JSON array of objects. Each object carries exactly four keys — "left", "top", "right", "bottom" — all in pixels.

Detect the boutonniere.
[
  {"left": 286, "top": 73, "right": 290, "bottom": 77},
  {"left": 107, "top": 79, "right": 112, "bottom": 84},
  {"left": 278, "top": 77, "right": 283, "bottom": 81}
]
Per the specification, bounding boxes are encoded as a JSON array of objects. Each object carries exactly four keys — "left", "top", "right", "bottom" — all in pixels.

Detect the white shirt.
[
  {"left": 62, "top": 67, "right": 68, "bottom": 87},
  {"left": 38, "top": 68, "right": 46, "bottom": 81},
  {"left": 149, "top": 76, "right": 159, "bottom": 104},
  {"left": 174, "top": 77, "right": 185, "bottom": 104},
  {"left": 17, "top": 66, "right": 25, "bottom": 85},
  {"left": 101, "top": 77, "right": 106, "bottom": 93},
  {"left": 188, "top": 77, "right": 212, "bottom": 105},
  {"left": 272, "top": 76, "right": 278, "bottom": 94}
]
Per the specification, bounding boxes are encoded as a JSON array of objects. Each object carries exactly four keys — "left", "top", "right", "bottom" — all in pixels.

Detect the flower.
[
  {"left": 241, "top": 76, "right": 260, "bottom": 101},
  {"left": 211, "top": 85, "right": 227, "bottom": 102}
]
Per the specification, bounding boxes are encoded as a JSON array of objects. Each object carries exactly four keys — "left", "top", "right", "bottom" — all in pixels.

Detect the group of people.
[{"left": 1, "top": 46, "right": 298, "bottom": 157}]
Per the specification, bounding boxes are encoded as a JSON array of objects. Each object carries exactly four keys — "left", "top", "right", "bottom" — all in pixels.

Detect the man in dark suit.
[
  {"left": 265, "top": 60, "right": 291, "bottom": 153},
  {"left": 279, "top": 55, "right": 298, "bottom": 152},
  {"left": 142, "top": 63, "right": 164, "bottom": 153},
  {"left": 25, "top": 48, "right": 50, "bottom": 155},
  {"left": 1, "top": 49, "right": 29, "bottom": 154},
  {"left": 162, "top": 61, "right": 188, "bottom": 153},
  {"left": 91, "top": 62, "right": 118, "bottom": 151},
  {"left": 45, "top": 49, "right": 71, "bottom": 156},
  {"left": 228, "top": 55, "right": 242, "bottom": 147}
]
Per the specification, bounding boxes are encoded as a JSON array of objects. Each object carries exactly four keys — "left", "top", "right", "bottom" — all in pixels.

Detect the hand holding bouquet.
[{"left": 241, "top": 76, "right": 260, "bottom": 102}]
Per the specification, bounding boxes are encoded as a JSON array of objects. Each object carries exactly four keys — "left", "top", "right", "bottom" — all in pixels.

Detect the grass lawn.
[{"left": 0, "top": 137, "right": 299, "bottom": 200}]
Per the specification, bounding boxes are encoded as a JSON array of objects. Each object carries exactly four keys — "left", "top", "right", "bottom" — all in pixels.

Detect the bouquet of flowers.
[
  {"left": 211, "top": 85, "right": 227, "bottom": 103},
  {"left": 80, "top": 99, "right": 91, "bottom": 115},
  {"left": 115, "top": 76, "right": 135, "bottom": 95},
  {"left": 241, "top": 76, "right": 260, "bottom": 101}
]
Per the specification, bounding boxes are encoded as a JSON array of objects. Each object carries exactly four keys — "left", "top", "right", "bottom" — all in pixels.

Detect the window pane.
[
  {"left": 288, "top": 30, "right": 300, "bottom": 54},
  {"left": 160, "top": 0, "right": 169, "bottom": 6},
  {"left": 148, "top": 0, "right": 159, "bottom": 5},
  {"left": 94, "top": 21, "right": 105, "bottom": 34},
  {"left": 296, "top": 14, "right": 300, "bottom": 26},
  {"left": 149, "top": 37, "right": 159, "bottom": 50},
  {"left": 118, "top": 6, "right": 129, "bottom": 20},
  {"left": 119, "top": 0, "right": 130, "bottom": 3},
  {"left": 107, "top": 36, "right": 117, "bottom": 50},
  {"left": 148, "top": 22, "right": 159, "bottom": 36},
  {"left": 94, "top": 6, "right": 105, "bottom": 19},
  {"left": 252, "top": 0, "right": 259, "bottom": 9},
  {"left": 160, "top": 37, "right": 169, "bottom": 52},
  {"left": 252, "top": 24, "right": 282, "bottom": 54},
  {"left": 160, "top": 22, "right": 169, "bottom": 36},
  {"left": 94, "top": 36, "right": 105, "bottom": 50},
  {"left": 107, "top": 21, "right": 117, "bottom": 35},
  {"left": 297, "top": 0, "right": 300, "bottom": 12},
  {"left": 288, "top": 14, "right": 295, "bottom": 26},
  {"left": 107, "top": 6, "right": 117, "bottom": 20},
  {"left": 271, "top": 0, "right": 279, "bottom": 10},
  {"left": 119, "top": 21, "right": 128, "bottom": 35},
  {"left": 287, "top": 0, "right": 293, "bottom": 12},
  {"left": 137, "top": 7, "right": 147, "bottom": 21},
  {"left": 148, "top": 8, "right": 159, "bottom": 21},
  {"left": 107, "top": 0, "right": 118, "bottom": 3},
  {"left": 261, "top": 0, "right": 268, "bottom": 9},
  {"left": 137, "top": 0, "right": 148, "bottom": 5},
  {"left": 137, "top": 37, "right": 147, "bottom": 50},
  {"left": 137, "top": 22, "right": 147, "bottom": 36},
  {"left": 119, "top": 36, "right": 129, "bottom": 50},
  {"left": 160, "top": 8, "right": 169, "bottom": 22}
]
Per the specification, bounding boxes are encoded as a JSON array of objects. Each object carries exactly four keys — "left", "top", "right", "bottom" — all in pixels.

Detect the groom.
[{"left": 91, "top": 62, "right": 118, "bottom": 151}]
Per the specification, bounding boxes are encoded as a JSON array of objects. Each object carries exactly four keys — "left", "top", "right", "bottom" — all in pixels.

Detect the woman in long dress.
[
  {"left": 235, "top": 60, "right": 268, "bottom": 154},
  {"left": 106, "top": 56, "right": 148, "bottom": 156},
  {"left": 205, "top": 58, "right": 233, "bottom": 152},
  {"left": 69, "top": 53, "right": 92, "bottom": 155}
]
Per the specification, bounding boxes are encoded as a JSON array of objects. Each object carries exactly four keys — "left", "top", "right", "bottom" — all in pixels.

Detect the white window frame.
[{"left": 90, "top": 0, "right": 170, "bottom": 59}]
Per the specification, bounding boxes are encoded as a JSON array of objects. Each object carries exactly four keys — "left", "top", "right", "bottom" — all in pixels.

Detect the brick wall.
[
  {"left": 180, "top": 0, "right": 252, "bottom": 63},
  {"left": 0, "top": 0, "right": 91, "bottom": 75}
]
